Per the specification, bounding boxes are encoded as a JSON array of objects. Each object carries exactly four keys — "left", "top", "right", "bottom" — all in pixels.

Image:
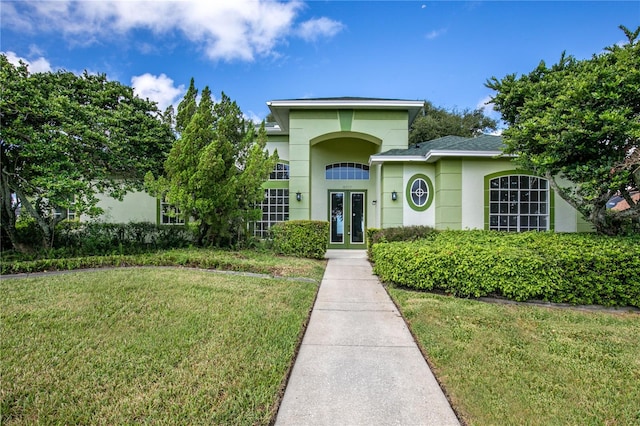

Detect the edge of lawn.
[
  {"left": 380, "top": 283, "right": 639, "bottom": 426},
  {"left": 6, "top": 255, "right": 637, "bottom": 424},
  {"left": 1, "top": 256, "right": 327, "bottom": 425}
]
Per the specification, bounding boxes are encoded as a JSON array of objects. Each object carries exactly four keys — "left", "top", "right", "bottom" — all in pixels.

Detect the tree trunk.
[
  {"left": 1, "top": 171, "right": 19, "bottom": 250},
  {"left": 13, "top": 189, "right": 54, "bottom": 249},
  {"left": 590, "top": 205, "right": 620, "bottom": 236}
]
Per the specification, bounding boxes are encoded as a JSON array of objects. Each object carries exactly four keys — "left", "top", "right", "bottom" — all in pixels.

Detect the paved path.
[{"left": 275, "top": 250, "right": 460, "bottom": 425}]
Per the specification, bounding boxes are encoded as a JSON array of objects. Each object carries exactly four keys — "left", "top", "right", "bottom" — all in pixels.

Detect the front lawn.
[
  {"left": 1, "top": 268, "right": 319, "bottom": 424},
  {"left": 389, "top": 287, "right": 640, "bottom": 425},
  {"left": 1, "top": 248, "right": 327, "bottom": 280}
]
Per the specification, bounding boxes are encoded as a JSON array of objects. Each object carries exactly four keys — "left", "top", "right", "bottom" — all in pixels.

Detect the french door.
[{"left": 329, "top": 191, "right": 366, "bottom": 249}]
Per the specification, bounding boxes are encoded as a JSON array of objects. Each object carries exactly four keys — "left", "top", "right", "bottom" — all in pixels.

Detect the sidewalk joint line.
[{"left": 301, "top": 343, "right": 417, "bottom": 349}]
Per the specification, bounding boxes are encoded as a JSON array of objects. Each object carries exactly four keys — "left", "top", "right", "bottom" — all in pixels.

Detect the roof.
[
  {"left": 370, "top": 134, "right": 512, "bottom": 164},
  {"left": 266, "top": 97, "right": 424, "bottom": 134},
  {"left": 607, "top": 191, "right": 640, "bottom": 211}
]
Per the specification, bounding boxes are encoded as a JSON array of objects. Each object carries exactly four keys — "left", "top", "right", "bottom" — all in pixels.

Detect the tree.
[
  {"left": 265, "top": 112, "right": 276, "bottom": 123},
  {"left": 486, "top": 25, "right": 640, "bottom": 235},
  {"left": 409, "top": 101, "right": 498, "bottom": 146},
  {"left": 146, "top": 83, "right": 277, "bottom": 246},
  {"left": 0, "top": 55, "right": 175, "bottom": 249}
]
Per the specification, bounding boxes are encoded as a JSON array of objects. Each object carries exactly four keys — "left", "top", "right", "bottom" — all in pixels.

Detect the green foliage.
[
  {"left": 389, "top": 289, "right": 640, "bottom": 425},
  {"left": 486, "top": 26, "right": 640, "bottom": 235},
  {"left": 270, "top": 220, "right": 329, "bottom": 259},
  {"left": 53, "top": 221, "right": 196, "bottom": 255},
  {"left": 0, "top": 247, "right": 326, "bottom": 279},
  {"left": 146, "top": 82, "right": 277, "bottom": 247},
  {"left": 371, "top": 231, "right": 640, "bottom": 307},
  {"left": 369, "top": 225, "right": 439, "bottom": 244},
  {"left": 409, "top": 100, "right": 498, "bottom": 145},
  {"left": 366, "top": 225, "right": 439, "bottom": 259},
  {"left": 14, "top": 216, "right": 44, "bottom": 248},
  {"left": 0, "top": 55, "right": 175, "bottom": 250},
  {"left": 1, "top": 269, "right": 318, "bottom": 424}
]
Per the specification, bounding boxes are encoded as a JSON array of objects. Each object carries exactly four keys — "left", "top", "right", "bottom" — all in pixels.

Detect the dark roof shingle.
[{"left": 375, "top": 134, "right": 505, "bottom": 157}]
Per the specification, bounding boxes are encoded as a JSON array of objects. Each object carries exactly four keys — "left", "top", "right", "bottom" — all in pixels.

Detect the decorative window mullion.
[{"left": 487, "top": 174, "right": 550, "bottom": 232}]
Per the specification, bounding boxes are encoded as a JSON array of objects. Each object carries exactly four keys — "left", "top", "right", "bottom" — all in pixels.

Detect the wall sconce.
[
  {"left": 372, "top": 200, "right": 377, "bottom": 205},
  {"left": 296, "top": 191, "right": 302, "bottom": 201},
  {"left": 391, "top": 191, "right": 398, "bottom": 201}
]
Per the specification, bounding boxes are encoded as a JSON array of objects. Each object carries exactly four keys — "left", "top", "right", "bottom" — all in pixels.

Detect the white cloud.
[
  {"left": 2, "top": 50, "right": 52, "bottom": 73},
  {"left": 425, "top": 28, "right": 446, "bottom": 40},
  {"left": 244, "top": 110, "right": 264, "bottom": 125},
  {"left": 131, "top": 73, "right": 185, "bottom": 111},
  {"left": 297, "top": 17, "right": 344, "bottom": 42},
  {"left": 477, "top": 95, "right": 495, "bottom": 116},
  {"left": 2, "top": 0, "right": 342, "bottom": 62}
]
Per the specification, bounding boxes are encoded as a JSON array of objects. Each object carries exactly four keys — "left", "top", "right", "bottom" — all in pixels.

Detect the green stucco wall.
[
  {"left": 284, "top": 108, "right": 410, "bottom": 224},
  {"left": 382, "top": 164, "right": 403, "bottom": 228},
  {"left": 90, "top": 190, "right": 157, "bottom": 224},
  {"left": 310, "top": 138, "right": 377, "bottom": 223},
  {"left": 435, "top": 159, "right": 462, "bottom": 230}
]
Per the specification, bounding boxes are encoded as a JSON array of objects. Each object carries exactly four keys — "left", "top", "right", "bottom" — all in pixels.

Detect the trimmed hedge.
[
  {"left": 2, "top": 249, "right": 286, "bottom": 276},
  {"left": 366, "top": 226, "right": 439, "bottom": 259},
  {"left": 54, "top": 221, "right": 196, "bottom": 255},
  {"left": 4, "top": 221, "right": 196, "bottom": 258},
  {"left": 270, "top": 220, "right": 329, "bottom": 259},
  {"left": 371, "top": 230, "right": 640, "bottom": 307}
]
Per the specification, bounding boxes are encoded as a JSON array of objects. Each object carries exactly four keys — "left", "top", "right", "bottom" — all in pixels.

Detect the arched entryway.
[{"left": 310, "top": 134, "right": 380, "bottom": 249}]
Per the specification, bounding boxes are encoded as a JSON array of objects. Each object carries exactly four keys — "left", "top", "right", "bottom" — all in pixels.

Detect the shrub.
[
  {"left": 270, "top": 220, "right": 329, "bottom": 259},
  {"left": 367, "top": 225, "right": 438, "bottom": 259},
  {"left": 371, "top": 231, "right": 640, "bottom": 307},
  {"left": 54, "top": 221, "right": 196, "bottom": 256},
  {"left": 14, "top": 216, "right": 45, "bottom": 248}
]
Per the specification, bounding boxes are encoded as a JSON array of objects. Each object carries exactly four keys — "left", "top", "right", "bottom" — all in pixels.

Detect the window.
[
  {"left": 270, "top": 162, "right": 289, "bottom": 180},
  {"left": 54, "top": 197, "right": 76, "bottom": 221},
  {"left": 160, "top": 200, "right": 185, "bottom": 225},
  {"left": 489, "top": 175, "right": 549, "bottom": 231},
  {"left": 54, "top": 207, "right": 76, "bottom": 221},
  {"left": 406, "top": 174, "right": 434, "bottom": 211},
  {"left": 325, "top": 163, "right": 369, "bottom": 180},
  {"left": 253, "top": 188, "right": 289, "bottom": 238}
]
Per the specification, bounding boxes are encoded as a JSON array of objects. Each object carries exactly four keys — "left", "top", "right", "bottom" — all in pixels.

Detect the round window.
[{"left": 406, "top": 174, "right": 433, "bottom": 211}]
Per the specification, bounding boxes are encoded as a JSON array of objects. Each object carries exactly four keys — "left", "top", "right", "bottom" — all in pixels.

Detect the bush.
[
  {"left": 14, "top": 216, "right": 45, "bottom": 248},
  {"left": 367, "top": 226, "right": 438, "bottom": 259},
  {"left": 54, "top": 221, "right": 196, "bottom": 256},
  {"left": 270, "top": 220, "right": 329, "bottom": 259},
  {"left": 0, "top": 248, "right": 302, "bottom": 275},
  {"left": 371, "top": 231, "right": 640, "bottom": 307}
]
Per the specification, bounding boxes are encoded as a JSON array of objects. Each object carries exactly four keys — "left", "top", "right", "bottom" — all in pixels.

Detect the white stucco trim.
[
  {"left": 267, "top": 99, "right": 424, "bottom": 133},
  {"left": 424, "top": 150, "right": 514, "bottom": 162},
  {"left": 371, "top": 151, "right": 516, "bottom": 165},
  {"left": 369, "top": 155, "right": 425, "bottom": 165},
  {"left": 267, "top": 99, "right": 424, "bottom": 109}
]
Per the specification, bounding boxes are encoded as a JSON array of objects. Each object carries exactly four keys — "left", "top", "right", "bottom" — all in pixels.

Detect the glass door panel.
[
  {"left": 351, "top": 192, "right": 364, "bottom": 244},
  {"left": 329, "top": 190, "right": 366, "bottom": 248},
  {"left": 330, "top": 192, "right": 344, "bottom": 244}
]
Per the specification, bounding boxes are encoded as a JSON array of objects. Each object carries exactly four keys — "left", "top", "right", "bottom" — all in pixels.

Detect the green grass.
[
  {"left": 1, "top": 268, "right": 319, "bottom": 424},
  {"left": 388, "top": 287, "right": 640, "bottom": 425},
  {"left": 1, "top": 248, "right": 327, "bottom": 280}
]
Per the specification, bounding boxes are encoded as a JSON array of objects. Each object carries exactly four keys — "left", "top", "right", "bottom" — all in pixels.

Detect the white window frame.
[
  {"left": 160, "top": 200, "right": 185, "bottom": 225},
  {"left": 488, "top": 175, "right": 550, "bottom": 232},
  {"left": 253, "top": 188, "right": 289, "bottom": 238}
]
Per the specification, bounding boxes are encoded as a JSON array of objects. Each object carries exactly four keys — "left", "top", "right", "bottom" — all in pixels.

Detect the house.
[
  {"left": 94, "top": 97, "right": 590, "bottom": 248},
  {"left": 607, "top": 191, "right": 640, "bottom": 211}
]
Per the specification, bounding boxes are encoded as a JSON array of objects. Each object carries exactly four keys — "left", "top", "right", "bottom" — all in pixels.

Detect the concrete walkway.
[{"left": 275, "top": 250, "right": 460, "bottom": 425}]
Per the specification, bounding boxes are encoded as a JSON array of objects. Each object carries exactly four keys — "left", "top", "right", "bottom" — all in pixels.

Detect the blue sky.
[{"left": 2, "top": 1, "right": 638, "bottom": 125}]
